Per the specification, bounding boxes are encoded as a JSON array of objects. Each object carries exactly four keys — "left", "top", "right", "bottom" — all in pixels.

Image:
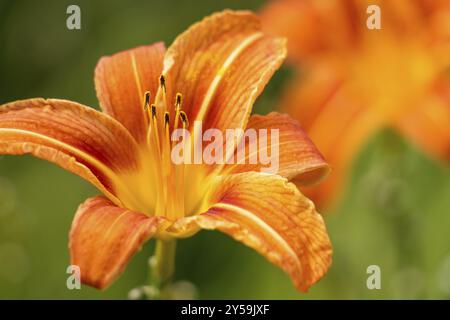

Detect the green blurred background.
[{"left": 0, "top": 0, "right": 449, "bottom": 299}]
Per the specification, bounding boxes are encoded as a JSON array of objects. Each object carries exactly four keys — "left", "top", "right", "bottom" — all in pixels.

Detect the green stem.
[{"left": 149, "top": 239, "right": 177, "bottom": 298}]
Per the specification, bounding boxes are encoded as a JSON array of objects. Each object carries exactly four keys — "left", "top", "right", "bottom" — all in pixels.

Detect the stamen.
[
  {"left": 143, "top": 91, "right": 151, "bottom": 109},
  {"left": 175, "top": 93, "right": 182, "bottom": 106},
  {"left": 175, "top": 110, "right": 189, "bottom": 218},
  {"left": 156, "top": 74, "right": 169, "bottom": 116},
  {"left": 149, "top": 103, "right": 165, "bottom": 216},
  {"left": 159, "top": 75, "right": 166, "bottom": 93},
  {"left": 163, "top": 111, "right": 174, "bottom": 218},
  {"left": 150, "top": 104, "right": 162, "bottom": 158},
  {"left": 180, "top": 111, "right": 189, "bottom": 129},
  {"left": 164, "top": 111, "right": 170, "bottom": 126},
  {"left": 140, "top": 87, "right": 191, "bottom": 220},
  {"left": 143, "top": 91, "right": 152, "bottom": 124},
  {"left": 173, "top": 93, "right": 182, "bottom": 130}
]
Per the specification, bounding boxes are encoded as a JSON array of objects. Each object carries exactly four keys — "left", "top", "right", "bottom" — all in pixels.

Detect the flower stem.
[{"left": 149, "top": 239, "right": 177, "bottom": 298}]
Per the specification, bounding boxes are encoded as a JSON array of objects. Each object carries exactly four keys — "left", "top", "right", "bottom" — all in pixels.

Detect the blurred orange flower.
[
  {"left": 0, "top": 11, "right": 332, "bottom": 292},
  {"left": 261, "top": 0, "right": 450, "bottom": 207}
]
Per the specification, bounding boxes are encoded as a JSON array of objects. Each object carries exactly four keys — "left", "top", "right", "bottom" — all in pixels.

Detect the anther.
[
  {"left": 159, "top": 75, "right": 166, "bottom": 92},
  {"left": 151, "top": 104, "right": 157, "bottom": 118},
  {"left": 164, "top": 112, "right": 170, "bottom": 126},
  {"left": 143, "top": 91, "right": 151, "bottom": 110},
  {"left": 180, "top": 111, "right": 189, "bottom": 128},
  {"left": 175, "top": 93, "right": 182, "bottom": 107},
  {"left": 173, "top": 93, "right": 182, "bottom": 130}
]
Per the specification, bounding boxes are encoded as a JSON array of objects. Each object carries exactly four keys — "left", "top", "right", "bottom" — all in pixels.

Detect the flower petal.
[
  {"left": 260, "top": 0, "right": 357, "bottom": 63},
  {"left": 162, "top": 10, "right": 286, "bottom": 131},
  {"left": 278, "top": 64, "right": 385, "bottom": 207},
  {"left": 260, "top": 0, "right": 325, "bottom": 62},
  {"left": 95, "top": 43, "right": 165, "bottom": 143},
  {"left": 181, "top": 172, "right": 332, "bottom": 292},
  {"left": 0, "top": 98, "right": 141, "bottom": 205},
  {"left": 226, "top": 112, "right": 329, "bottom": 185},
  {"left": 69, "top": 196, "right": 164, "bottom": 289},
  {"left": 395, "top": 80, "right": 450, "bottom": 160}
]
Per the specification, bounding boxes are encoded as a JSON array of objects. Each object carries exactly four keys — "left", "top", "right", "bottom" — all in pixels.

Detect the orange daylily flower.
[
  {"left": 0, "top": 11, "right": 332, "bottom": 292},
  {"left": 261, "top": 0, "right": 450, "bottom": 207}
]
